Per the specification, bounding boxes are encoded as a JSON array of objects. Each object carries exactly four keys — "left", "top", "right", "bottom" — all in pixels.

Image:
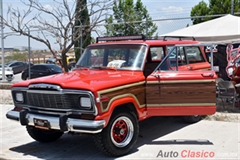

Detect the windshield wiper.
[{"left": 74, "top": 66, "right": 89, "bottom": 70}]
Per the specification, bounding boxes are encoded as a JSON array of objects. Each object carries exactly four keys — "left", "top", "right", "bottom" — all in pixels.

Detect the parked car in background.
[
  {"left": 46, "top": 54, "right": 75, "bottom": 66},
  {"left": 67, "top": 57, "right": 75, "bottom": 64},
  {"left": 5, "top": 61, "right": 34, "bottom": 74},
  {"left": 46, "top": 53, "right": 62, "bottom": 64},
  {"left": 0, "top": 64, "right": 12, "bottom": 71},
  {"left": 68, "top": 62, "right": 76, "bottom": 71},
  {"left": 0, "top": 65, "right": 14, "bottom": 82},
  {"left": 21, "top": 64, "right": 63, "bottom": 80}
]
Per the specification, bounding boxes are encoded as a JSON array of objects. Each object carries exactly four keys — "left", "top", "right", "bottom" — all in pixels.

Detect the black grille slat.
[{"left": 27, "top": 93, "right": 81, "bottom": 110}]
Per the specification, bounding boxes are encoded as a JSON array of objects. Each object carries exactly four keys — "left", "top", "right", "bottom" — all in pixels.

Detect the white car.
[{"left": 0, "top": 67, "right": 14, "bottom": 82}]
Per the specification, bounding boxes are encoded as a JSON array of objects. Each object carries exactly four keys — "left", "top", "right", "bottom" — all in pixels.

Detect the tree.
[
  {"left": 2, "top": 0, "right": 113, "bottom": 72},
  {"left": 74, "top": 0, "right": 91, "bottom": 62},
  {"left": 190, "top": 1, "right": 210, "bottom": 24},
  {"left": 191, "top": 0, "right": 240, "bottom": 24},
  {"left": 105, "top": 0, "right": 157, "bottom": 37}
]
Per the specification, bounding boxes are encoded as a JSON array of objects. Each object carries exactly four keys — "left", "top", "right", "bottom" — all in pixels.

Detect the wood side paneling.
[
  {"left": 146, "top": 82, "right": 216, "bottom": 104},
  {"left": 100, "top": 85, "right": 145, "bottom": 112}
]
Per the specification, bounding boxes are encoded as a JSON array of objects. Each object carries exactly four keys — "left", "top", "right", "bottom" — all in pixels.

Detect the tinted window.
[
  {"left": 32, "top": 65, "right": 47, "bottom": 71},
  {"left": 10, "top": 63, "right": 18, "bottom": 67},
  {"left": 50, "top": 65, "right": 62, "bottom": 72}
]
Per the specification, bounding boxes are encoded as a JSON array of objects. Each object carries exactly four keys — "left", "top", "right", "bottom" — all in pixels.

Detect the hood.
[
  {"left": 12, "top": 69, "right": 145, "bottom": 92},
  {"left": 0, "top": 70, "right": 13, "bottom": 75}
]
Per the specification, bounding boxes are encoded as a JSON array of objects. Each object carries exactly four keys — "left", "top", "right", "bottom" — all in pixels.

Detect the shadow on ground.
[{"left": 9, "top": 117, "right": 198, "bottom": 159}]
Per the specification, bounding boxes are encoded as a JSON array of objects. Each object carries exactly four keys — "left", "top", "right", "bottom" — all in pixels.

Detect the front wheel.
[
  {"left": 93, "top": 112, "right": 139, "bottom": 156},
  {"left": 26, "top": 126, "right": 63, "bottom": 143}
]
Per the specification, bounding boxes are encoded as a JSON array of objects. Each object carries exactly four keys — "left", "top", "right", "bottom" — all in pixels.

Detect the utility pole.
[
  {"left": 25, "top": 25, "right": 31, "bottom": 79},
  {"left": 231, "top": 0, "right": 234, "bottom": 15},
  {"left": 0, "top": 0, "right": 5, "bottom": 81}
]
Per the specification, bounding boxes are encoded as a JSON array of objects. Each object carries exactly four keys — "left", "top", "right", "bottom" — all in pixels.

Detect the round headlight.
[
  {"left": 80, "top": 97, "right": 91, "bottom": 109},
  {"left": 16, "top": 92, "right": 24, "bottom": 102}
]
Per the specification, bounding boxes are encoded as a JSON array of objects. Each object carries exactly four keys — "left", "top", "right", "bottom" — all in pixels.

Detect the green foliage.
[
  {"left": 4, "top": 52, "right": 27, "bottom": 63},
  {"left": 13, "top": 49, "right": 20, "bottom": 52},
  {"left": 105, "top": 0, "right": 157, "bottom": 37},
  {"left": 191, "top": 0, "right": 240, "bottom": 24},
  {"left": 74, "top": 0, "right": 91, "bottom": 62}
]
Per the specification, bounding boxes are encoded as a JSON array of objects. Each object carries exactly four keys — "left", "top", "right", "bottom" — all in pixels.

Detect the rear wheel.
[
  {"left": 26, "top": 126, "right": 63, "bottom": 143},
  {"left": 182, "top": 115, "right": 202, "bottom": 123},
  {"left": 93, "top": 112, "right": 139, "bottom": 156}
]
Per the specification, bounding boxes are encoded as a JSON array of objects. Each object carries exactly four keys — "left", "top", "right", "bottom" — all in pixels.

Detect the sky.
[{"left": 1, "top": 0, "right": 208, "bottom": 50}]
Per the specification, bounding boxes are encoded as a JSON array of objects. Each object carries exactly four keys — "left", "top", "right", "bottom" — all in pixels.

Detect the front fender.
[{"left": 95, "top": 96, "right": 147, "bottom": 127}]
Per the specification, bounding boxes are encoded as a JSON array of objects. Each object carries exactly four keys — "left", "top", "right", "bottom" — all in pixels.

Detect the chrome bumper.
[{"left": 6, "top": 110, "right": 105, "bottom": 134}]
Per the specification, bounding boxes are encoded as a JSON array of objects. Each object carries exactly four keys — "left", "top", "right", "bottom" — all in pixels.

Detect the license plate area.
[{"left": 33, "top": 118, "right": 50, "bottom": 130}]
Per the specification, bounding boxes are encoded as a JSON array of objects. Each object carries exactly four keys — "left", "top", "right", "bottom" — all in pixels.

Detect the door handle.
[
  {"left": 187, "top": 66, "right": 193, "bottom": 70},
  {"left": 201, "top": 73, "right": 214, "bottom": 77}
]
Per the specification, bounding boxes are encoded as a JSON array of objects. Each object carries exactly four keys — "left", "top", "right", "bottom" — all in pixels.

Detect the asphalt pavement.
[{"left": 0, "top": 102, "right": 239, "bottom": 159}]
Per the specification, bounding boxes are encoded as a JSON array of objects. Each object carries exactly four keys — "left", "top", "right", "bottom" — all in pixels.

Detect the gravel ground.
[{"left": 0, "top": 89, "right": 13, "bottom": 105}]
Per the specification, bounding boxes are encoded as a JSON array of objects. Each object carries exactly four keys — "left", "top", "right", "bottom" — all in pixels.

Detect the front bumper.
[{"left": 6, "top": 110, "right": 105, "bottom": 134}]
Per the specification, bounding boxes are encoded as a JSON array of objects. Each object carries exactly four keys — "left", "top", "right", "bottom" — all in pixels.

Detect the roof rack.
[
  {"left": 162, "top": 36, "right": 196, "bottom": 41},
  {"left": 96, "top": 35, "right": 146, "bottom": 43}
]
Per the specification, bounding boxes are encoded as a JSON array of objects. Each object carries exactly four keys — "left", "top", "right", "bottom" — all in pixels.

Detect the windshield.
[{"left": 76, "top": 44, "right": 147, "bottom": 70}]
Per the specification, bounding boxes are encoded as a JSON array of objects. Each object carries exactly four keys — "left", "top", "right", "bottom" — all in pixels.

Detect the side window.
[
  {"left": 178, "top": 47, "right": 187, "bottom": 66},
  {"left": 11, "top": 63, "right": 18, "bottom": 67},
  {"left": 150, "top": 47, "right": 164, "bottom": 61},
  {"left": 32, "top": 66, "right": 42, "bottom": 71},
  {"left": 159, "top": 47, "right": 177, "bottom": 71},
  {"left": 42, "top": 66, "right": 48, "bottom": 71},
  {"left": 185, "top": 46, "right": 204, "bottom": 64}
]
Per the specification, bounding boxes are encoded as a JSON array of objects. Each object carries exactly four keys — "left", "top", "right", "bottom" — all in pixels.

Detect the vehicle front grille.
[
  {"left": 27, "top": 92, "right": 80, "bottom": 109},
  {"left": 12, "top": 84, "right": 96, "bottom": 115}
]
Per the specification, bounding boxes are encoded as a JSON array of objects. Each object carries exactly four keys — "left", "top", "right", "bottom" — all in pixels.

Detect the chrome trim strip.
[
  {"left": 97, "top": 81, "right": 145, "bottom": 95},
  {"left": 12, "top": 87, "right": 28, "bottom": 91},
  {"left": 6, "top": 110, "right": 105, "bottom": 134},
  {"left": 29, "top": 84, "right": 62, "bottom": 91},
  {"left": 101, "top": 93, "right": 145, "bottom": 112},
  {"left": 97, "top": 81, "right": 145, "bottom": 112},
  {"left": 6, "top": 110, "right": 20, "bottom": 121},
  {"left": 147, "top": 79, "right": 215, "bottom": 84},
  {"left": 147, "top": 103, "right": 216, "bottom": 107}
]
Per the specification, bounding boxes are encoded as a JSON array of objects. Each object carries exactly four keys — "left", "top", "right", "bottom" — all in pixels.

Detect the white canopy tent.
[{"left": 161, "top": 14, "right": 240, "bottom": 44}]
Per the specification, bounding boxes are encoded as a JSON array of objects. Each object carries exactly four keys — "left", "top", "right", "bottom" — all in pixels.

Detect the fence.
[{"left": 25, "top": 56, "right": 48, "bottom": 64}]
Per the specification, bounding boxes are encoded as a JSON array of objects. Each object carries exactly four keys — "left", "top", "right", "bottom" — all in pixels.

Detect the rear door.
[{"left": 146, "top": 46, "right": 216, "bottom": 116}]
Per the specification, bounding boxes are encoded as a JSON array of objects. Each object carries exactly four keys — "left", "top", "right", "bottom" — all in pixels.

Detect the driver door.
[{"left": 145, "top": 46, "right": 216, "bottom": 116}]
